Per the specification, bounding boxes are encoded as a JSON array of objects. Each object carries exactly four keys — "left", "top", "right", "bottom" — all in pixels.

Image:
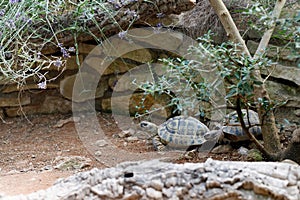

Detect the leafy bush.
[{"left": 136, "top": 1, "right": 299, "bottom": 119}]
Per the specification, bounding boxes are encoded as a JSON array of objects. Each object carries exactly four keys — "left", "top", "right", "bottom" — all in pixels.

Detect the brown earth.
[{"left": 0, "top": 112, "right": 291, "bottom": 196}]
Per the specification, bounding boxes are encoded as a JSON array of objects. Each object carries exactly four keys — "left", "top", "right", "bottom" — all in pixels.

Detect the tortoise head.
[{"left": 139, "top": 121, "right": 158, "bottom": 134}]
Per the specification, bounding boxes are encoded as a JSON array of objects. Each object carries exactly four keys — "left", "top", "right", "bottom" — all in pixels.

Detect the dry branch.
[{"left": 208, "top": 0, "right": 286, "bottom": 153}]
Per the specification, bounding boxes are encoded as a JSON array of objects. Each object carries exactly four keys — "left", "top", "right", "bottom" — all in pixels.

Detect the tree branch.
[{"left": 208, "top": 0, "right": 285, "bottom": 153}]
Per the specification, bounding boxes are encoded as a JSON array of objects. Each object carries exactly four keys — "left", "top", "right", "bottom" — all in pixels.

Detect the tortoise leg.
[
  {"left": 182, "top": 145, "right": 201, "bottom": 160},
  {"left": 152, "top": 135, "right": 167, "bottom": 151}
]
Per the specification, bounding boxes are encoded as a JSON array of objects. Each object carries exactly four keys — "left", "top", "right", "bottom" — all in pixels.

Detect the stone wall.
[
  {"left": 0, "top": 4, "right": 299, "bottom": 125},
  {"left": 0, "top": 37, "right": 177, "bottom": 119}
]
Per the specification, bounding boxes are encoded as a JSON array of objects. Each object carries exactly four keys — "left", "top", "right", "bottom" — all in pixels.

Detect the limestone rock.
[
  {"left": 53, "top": 156, "right": 92, "bottom": 171},
  {"left": 265, "top": 80, "right": 300, "bottom": 108},
  {"left": 53, "top": 117, "right": 80, "bottom": 128},
  {"left": 211, "top": 144, "right": 233, "bottom": 154},
  {"left": 101, "top": 93, "right": 171, "bottom": 117},
  {"left": 65, "top": 55, "right": 84, "bottom": 70},
  {"left": 104, "top": 58, "right": 137, "bottom": 76},
  {"left": 5, "top": 95, "right": 74, "bottom": 117},
  {"left": 2, "top": 83, "right": 59, "bottom": 93},
  {"left": 128, "top": 28, "right": 184, "bottom": 51},
  {"left": 247, "top": 40, "right": 297, "bottom": 62},
  {"left": 294, "top": 109, "right": 300, "bottom": 117},
  {"left": 95, "top": 140, "right": 108, "bottom": 147},
  {"left": 102, "top": 37, "right": 153, "bottom": 63},
  {"left": 78, "top": 43, "right": 99, "bottom": 55},
  {"left": 60, "top": 72, "right": 108, "bottom": 102},
  {"left": 262, "top": 64, "right": 300, "bottom": 86},
  {"left": 4, "top": 159, "right": 300, "bottom": 200},
  {"left": 0, "top": 94, "right": 31, "bottom": 107},
  {"left": 84, "top": 56, "right": 137, "bottom": 76}
]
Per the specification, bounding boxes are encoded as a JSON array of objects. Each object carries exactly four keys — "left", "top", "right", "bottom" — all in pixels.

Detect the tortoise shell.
[
  {"left": 222, "top": 109, "right": 261, "bottom": 141},
  {"left": 157, "top": 116, "right": 210, "bottom": 147}
]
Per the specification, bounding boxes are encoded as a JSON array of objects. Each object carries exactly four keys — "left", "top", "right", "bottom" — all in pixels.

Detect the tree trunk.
[
  {"left": 208, "top": 0, "right": 284, "bottom": 153},
  {"left": 251, "top": 0, "right": 286, "bottom": 153}
]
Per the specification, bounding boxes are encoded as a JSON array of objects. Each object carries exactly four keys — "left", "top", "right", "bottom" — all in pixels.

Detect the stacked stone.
[{"left": 0, "top": 2, "right": 299, "bottom": 124}]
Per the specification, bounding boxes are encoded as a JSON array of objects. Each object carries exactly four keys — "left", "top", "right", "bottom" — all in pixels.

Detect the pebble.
[
  {"left": 95, "top": 140, "right": 108, "bottom": 147},
  {"left": 125, "top": 136, "right": 139, "bottom": 142},
  {"left": 43, "top": 165, "right": 52, "bottom": 171},
  {"left": 237, "top": 146, "right": 249, "bottom": 155},
  {"left": 118, "top": 130, "right": 131, "bottom": 138},
  {"left": 211, "top": 144, "right": 233, "bottom": 154},
  {"left": 94, "top": 151, "right": 102, "bottom": 156}
]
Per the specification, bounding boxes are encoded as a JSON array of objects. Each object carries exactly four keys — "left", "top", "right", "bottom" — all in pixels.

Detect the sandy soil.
[{"left": 0, "top": 112, "right": 290, "bottom": 196}]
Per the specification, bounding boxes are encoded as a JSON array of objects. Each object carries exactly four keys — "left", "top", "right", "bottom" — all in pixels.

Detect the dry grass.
[{"left": 176, "top": 0, "right": 298, "bottom": 42}]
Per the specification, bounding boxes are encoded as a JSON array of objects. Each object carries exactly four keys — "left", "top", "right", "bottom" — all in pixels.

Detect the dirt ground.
[{"left": 0, "top": 112, "right": 293, "bottom": 196}]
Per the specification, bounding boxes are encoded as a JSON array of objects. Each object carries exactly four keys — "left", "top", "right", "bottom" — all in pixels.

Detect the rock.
[
  {"left": 102, "top": 37, "right": 154, "bottom": 63},
  {"left": 53, "top": 116, "right": 80, "bottom": 128},
  {"left": 78, "top": 43, "right": 98, "bottom": 54},
  {"left": 149, "top": 180, "right": 164, "bottom": 191},
  {"left": 60, "top": 72, "right": 108, "bottom": 102},
  {"left": 128, "top": 28, "right": 184, "bottom": 51},
  {"left": 211, "top": 144, "right": 233, "bottom": 154},
  {"left": 125, "top": 136, "right": 139, "bottom": 142},
  {"left": 4, "top": 159, "right": 300, "bottom": 200},
  {"left": 95, "top": 139, "right": 108, "bottom": 147},
  {"left": 261, "top": 64, "right": 300, "bottom": 86},
  {"left": 53, "top": 156, "right": 92, "bottom": 171},
  {"left": 265, "top": 80, "right": 300, "bottom": 108},
  {"left": 237, "top": 146, "right": 249, "bottom": 156},
  {"left": 84, "top": 56, "right": 137, "bottom": 76},
  {"left": 294, "top": 109, "right": 300, "bottom": 117},
  {"left": 65, "top": 55, "right": 84, "bottom": 70},
  {"left": 5, "top": 95, "right": 74, "bottom": 117},
  {"left": 247, "top": 40, "right": 297, "bottom": 62},
  {"left": 118, "top": 130, "right": 133, "bottom": 138},
  {"left": 108, "top": 70, "right": 150, "bottom": 92},
  {"left": 102, "top": 92, "right": 171, "bottom": 117},
  {"left": 0, "top": 94, "right": 31, "bottom": 107},
  {"left": 104, "top": 58, "right": 137, "bottom": 76},
  {"left": 1, "top": 83, "right": 59, "bottom": 93},
  {"left": 94, "top": 151, "right": 102, "bottom": 157},
  {"left": 281, "top": 159, "right": 299, "bottom": 165},
  {"left": 146, "top": 188, "right": 163, "bottom": 199}
]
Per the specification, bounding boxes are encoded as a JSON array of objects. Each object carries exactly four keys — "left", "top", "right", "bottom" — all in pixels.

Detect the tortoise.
[
  {"left": 139, "top": 116, "right": 216, "bottom": 151},
  {"left": 207, "top": 109, "right": 262, "bottom": 142}
]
